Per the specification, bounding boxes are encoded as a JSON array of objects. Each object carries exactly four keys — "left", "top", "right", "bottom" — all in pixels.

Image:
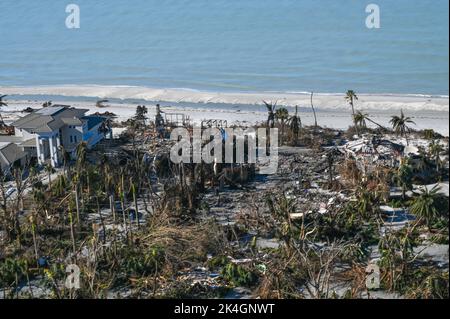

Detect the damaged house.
[
  {"left": 3, "top": 105, "right": 111, "bottom": 168},
  {"left": 340, "top": 136, "right": 405, "bottom": 173}
]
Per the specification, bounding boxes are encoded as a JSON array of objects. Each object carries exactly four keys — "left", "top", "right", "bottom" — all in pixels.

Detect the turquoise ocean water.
[{"left": 0, "top": 0, "right": 448, "bottom": 96}]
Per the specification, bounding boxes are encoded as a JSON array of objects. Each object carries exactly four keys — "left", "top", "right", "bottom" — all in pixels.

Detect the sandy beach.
[{"left": 1, "top": 86, "right": 449, "bottom": 136}]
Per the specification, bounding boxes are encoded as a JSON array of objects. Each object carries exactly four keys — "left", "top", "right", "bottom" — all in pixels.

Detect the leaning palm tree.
[
  {"left": 410, "top": 185, "right": 442, "bottom": 230},
  {"left": 275, "top": 107, "right": 289, "bottom": 144},
  {"left": 345, "top": 90, "right": 359, "bottom": 136},
  {"left": 289, "top": 105, "right": 302, "bottom": 146},
  {"left": 354, "top": 110, "right": 386, "bottom": 133},
  {"left": 263, "top": 101, "right": 277, "bottom": 128},
  {"left": 390, "top": 110, "right": 416, "bottom": 145}
]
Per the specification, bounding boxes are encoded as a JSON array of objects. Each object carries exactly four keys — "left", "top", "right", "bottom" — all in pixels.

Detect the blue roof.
[{"left": 83, "top": 116, "right": 105, "bottom": 130}]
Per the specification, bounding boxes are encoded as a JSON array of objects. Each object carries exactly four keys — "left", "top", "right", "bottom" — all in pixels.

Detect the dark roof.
[
  {"left": 0, "top": 136, "right": 24, "bottom": 143},
  {"left": 12, "top": 106, "right": 88, "bottom": 133},
  {"left": 0, "top": 143, "right": 27, "bottom": 166}
]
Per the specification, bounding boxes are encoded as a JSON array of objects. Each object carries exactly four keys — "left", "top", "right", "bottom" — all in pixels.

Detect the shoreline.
[
  {"left": 2, "top": 97, "right": 449, "bottom": 137},
  {"left": 1, "top": 85, "right": 449, "bottom": 112}
]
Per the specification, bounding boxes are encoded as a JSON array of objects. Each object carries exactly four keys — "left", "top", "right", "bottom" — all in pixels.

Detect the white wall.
[
  {"left": 60, "top": 125, "right": 83, "bottom": 150},
  {"left": 14, "top": 128, "right": 35, "bottom": 140}
]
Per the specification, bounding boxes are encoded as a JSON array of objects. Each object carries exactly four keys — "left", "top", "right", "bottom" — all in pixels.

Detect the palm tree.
[
  {"left": 45, "top": 163, "right": 55, "bottom": 190},
  {"left": 53, "top": 175, "right": 68, "bottom": 197},
  {"left": 275, "top": 107, "right": 289, "bottom": 144},
  {"left": 354, "top": 111, "right": 368, "bottom": 131},
  {"left": 75, "top": 141, "right": 88, "bottom": 169},
  {"left": 345, "top": 90, "right": 359, "bottom": 136},
  {"left": 134, "top": 105, "right": 148, "bottom": 127},
  {"left": 59, "top": 145, "right": 72, "bottom": 180},
  {"left": 416, "top": 147, "right": 431, "bottom": 174},
  {"left": 355, "top": 186, "right": 375, "bottom": 219},
  {"left": 310, "top": 92, "right": 318, "bottom": 131},
  {"left": 394, "top": 159, "right": 413, "bottom": 200},
  {"left": 75, "top": 142, "right": 88, "bottom": 194},
  {"left": 410, "top": 185, "right": 442, "bottom": 230},
  {"left": 390, "top": 110, "right": 416, "bottom": 145},
  {"left": 289, "top": 105, "right": 302, "bottom": 146},
  {"left": 263, "top": 101, "right": 277, "bottom": 128},
  {"left": 429, "top": 140, "right": 444, "bottom": 172},
  {"left": 354, "top": 110, "right": 386, "bottom": 133}
]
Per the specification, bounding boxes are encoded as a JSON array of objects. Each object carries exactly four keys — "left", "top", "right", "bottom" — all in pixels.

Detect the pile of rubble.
[{"left": 340, "top": 136, "right": 404, "bottom": 169}]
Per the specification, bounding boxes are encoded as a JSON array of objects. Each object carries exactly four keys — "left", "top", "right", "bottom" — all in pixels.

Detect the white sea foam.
[{"left": 1, "top": 85, "right": 449, "bottom": 112}]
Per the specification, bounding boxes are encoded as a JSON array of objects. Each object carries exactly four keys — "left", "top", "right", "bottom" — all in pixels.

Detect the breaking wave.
[{"left": 1, "top": 85, "right": 449, "bottom": 112}]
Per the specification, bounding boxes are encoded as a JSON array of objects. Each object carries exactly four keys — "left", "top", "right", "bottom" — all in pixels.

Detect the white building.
[{"left": 9, "top": 105, "right": 110, "bottom": 167}]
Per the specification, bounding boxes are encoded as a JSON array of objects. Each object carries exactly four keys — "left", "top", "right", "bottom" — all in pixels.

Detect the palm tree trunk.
[
  {"left": 366, "top": 117, "right": 385, "bottom": 131},
  {"left": 68, "top": 207, "right": 76, "bottom": 255},
  {"left": 132, "top": 183, "right": 140, "bottom": 228},
  {"left": 31, "top": 212, "right": 39, "bottom": 267},
  {"left": 48, "top": 172, "right": 52, "bottom": 190},
  {"left": 74, "top": 187, "right": 81, "bottom": 227},
  {"left": 350, "top": 99, "right": 359, "bottom": 136}
]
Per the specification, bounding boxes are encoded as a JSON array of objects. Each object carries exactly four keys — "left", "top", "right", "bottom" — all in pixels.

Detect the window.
[
  {"left": 70, "top": 136, "right": 73, "bottom": 143},
  {"left": 74, "top": 136, "right": 77, "bottom": 143}
]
